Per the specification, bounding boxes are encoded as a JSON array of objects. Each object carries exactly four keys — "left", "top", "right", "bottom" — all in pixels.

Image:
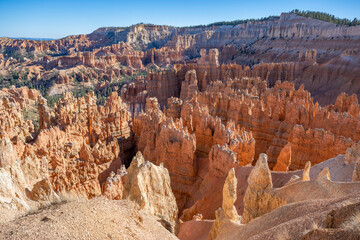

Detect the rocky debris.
[
  {"left": 209, "top": 168, "right": 241, "bottom": 240},
  {"left": 123, "top": 152, "right": 179, "bottom": 234}
]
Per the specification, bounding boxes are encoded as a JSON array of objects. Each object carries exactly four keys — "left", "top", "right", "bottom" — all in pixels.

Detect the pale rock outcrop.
[
  {"left": 302, "top": 161, "right": 311, "bottom": 181},
  {"left": 221, "top": 169, "right": 241, "bottom": 221},
  {"left": 102, "top": 165, "right": 127, "bottom": 200},
  {"left": 0, "top": 135, "right": 15, "bottom": 167},
  {"left": 209, "top": 168, "right": 240, "bottom": 240},
  {"left": 353, "top": 160, "right": 360, "bottom": 182},
  {"left": 315, "top": 167, "right": 331, "bottom": 182},
  {"left": 242, "top": 154, "right": 285, "bottom": 224},
  {"left": 123, "top": 152, "right": 179, "bottom": 234},
  {"left": 214, "top": 192, "right": 360, "bottom": 240},
  {"left": 0, "top": 91, "right": 50, "bottom": 212},
  {"left": 0, "top": 165, "right": 30, "bottom": 211},
  {"left": 345, "top": 141, "right": 360, "bottom": 164}
]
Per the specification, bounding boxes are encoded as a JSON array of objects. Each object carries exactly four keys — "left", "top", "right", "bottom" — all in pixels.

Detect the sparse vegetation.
[
  {"left": 45, "top": 95, "right": 63, "bottom": 108},
  {"left": 0, "top": 70, "right": 56, "bottom": 97},
  {"left": 291, "top": 9, "right": 359, "bottom": 26},
  {"left": 22, "top": 104, "right": 40, "bottom": 132},
  {"left": 274, "top": 230, "right": 291, "bottom": 240},
  {"left": 188, "top": 15, "right": 279, "bottom": 28},
  {"left": 25, "top": 191, "right": 87, "bottom": 217},
  {"left": 0, "top": 49, "right": 39, "bottom": 60},
  {"left": 341, "top": 212, "right": 360, "bottom": 233},
  {"left": 302, "top": 221, "right": 320, "bottom": 236}
]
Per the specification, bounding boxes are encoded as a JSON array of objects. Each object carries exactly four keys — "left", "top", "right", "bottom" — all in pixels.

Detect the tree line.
[{"left": 291, "top": 9, "right": 359, "bottom": 26}]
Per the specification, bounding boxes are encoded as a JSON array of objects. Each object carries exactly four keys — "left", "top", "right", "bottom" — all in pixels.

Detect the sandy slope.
[
  {"left": 180, "top": 193, "right": 360, "bottom": 240},
  {"left": 178, "top": 219, "right": 214, "bottom": 240},
  {"left": 218, "top": 193, "right": 360, "bottom": 240},
  {"left": 0, "top": 197, "right": 178, "bottom": 240}
]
